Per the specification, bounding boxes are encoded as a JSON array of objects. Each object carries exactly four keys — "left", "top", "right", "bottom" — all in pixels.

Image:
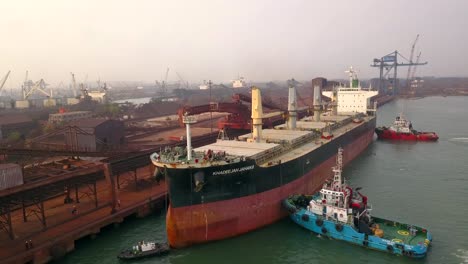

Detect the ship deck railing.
[
  {"left": 372, "top": 217, "right": 428, "bottom": 246},
  {"left": 257, "top": 113, "right": 368, "bottom": 166},
  {"left": 255, "top": 131, "right": 321, "bottom": 166},
  {"left": 311, "top": 212, "right": 428, "bottom": 246}
]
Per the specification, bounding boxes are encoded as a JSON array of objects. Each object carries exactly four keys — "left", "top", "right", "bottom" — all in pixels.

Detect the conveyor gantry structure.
[{"left": 0, "top": 165, "right": 103, "bottom": 240}]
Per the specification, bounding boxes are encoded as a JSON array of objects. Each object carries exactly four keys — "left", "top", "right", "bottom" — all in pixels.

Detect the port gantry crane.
[
  {"left": 371, "top": 35, "right": 428, "bottom": 96},
  {"left": 21, "top": 71, "right": 53, "bottom": 100}
]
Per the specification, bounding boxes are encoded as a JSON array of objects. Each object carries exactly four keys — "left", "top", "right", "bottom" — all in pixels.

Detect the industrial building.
[
  {"left": 0, "top": 115, "right": 35, "bottom": 140},
  {"left": 67, "top": 118, "right": 125, "bottom": 151}
]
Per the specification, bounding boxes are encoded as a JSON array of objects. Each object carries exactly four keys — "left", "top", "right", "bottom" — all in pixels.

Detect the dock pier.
[{"left": 0, "top": 163, "right": 167, "bottom": 264}]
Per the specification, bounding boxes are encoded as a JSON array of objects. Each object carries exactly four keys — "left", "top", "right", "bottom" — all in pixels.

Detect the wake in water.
[
  {"left": 453, "top": 249, "right": 468, "bottom": 263},
  {"left": 449, "top": 137, "right": 468, "bottom": 144}
]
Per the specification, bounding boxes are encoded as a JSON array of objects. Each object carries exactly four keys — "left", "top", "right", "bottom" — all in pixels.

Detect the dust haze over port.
[
  {"left": 1, "top": 0, "right": 468, "bottom": 87},
  {"left": 1, "top": 1, "right": 468, "bottom": 263}
]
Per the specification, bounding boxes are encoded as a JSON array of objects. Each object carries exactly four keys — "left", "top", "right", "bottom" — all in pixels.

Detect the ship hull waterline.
[{"left": 164, "top": 120, "right": 376, "bottom": 248}]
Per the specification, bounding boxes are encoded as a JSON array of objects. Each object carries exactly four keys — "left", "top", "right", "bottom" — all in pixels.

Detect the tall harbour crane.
[
  {"left": 155, "top": 67, "right": 170, "bottom": 96},
  {"left": 406, "top": 34, "right": 420, "bottom": 89},
  {"left": 22, "top": 79, "right": 52, "bottom": 99},
  {"left": 21, "top": 71, "right": 52, "bottom": 99},
  {"left": 176, "top": 72, "right": 189, "bottom": 89},
  {"left": 162, "top": 67, "right": 170, "bottom": 93},
  {"left": 0, "top": 70, "right": 11, "bottom": 95},
  {"left": 410, "top": 52, "right": 422, "bottom": 81},
  {"left": 70, "top": 72, "right": 78, "bottom": 97}
]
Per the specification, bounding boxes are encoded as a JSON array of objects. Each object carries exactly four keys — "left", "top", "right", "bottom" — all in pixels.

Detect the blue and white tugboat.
[{"left": 283, "top": 148, "right": 432, "bottom": 258}]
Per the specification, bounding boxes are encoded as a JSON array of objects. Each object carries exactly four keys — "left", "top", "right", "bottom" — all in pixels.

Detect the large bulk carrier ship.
[{"left": 151, "top": 68, "right": 378, "bottom": 248}]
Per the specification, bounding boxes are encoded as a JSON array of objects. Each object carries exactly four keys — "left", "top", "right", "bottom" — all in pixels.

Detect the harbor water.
[{"left": 58, "top": 96, "right": 468, "bottom": 264}]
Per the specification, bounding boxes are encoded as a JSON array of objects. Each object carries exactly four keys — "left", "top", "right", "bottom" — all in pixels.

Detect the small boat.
[
  {"left": 375, "top": 113, "right": 438, "bottom": 141},
  {"left": 117, "top": 242, "right": 170, "bottom": 260},
  {"left": 283, "top": 148, "right": 432, "bottom": 258}
]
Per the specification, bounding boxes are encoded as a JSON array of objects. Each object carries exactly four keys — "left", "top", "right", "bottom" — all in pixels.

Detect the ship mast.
[
  {"left": 345, "top": 66, "right": 358, "bottom": 88},
  {"left": 333, "top": 148, "right": 344, "bottom": 188}
]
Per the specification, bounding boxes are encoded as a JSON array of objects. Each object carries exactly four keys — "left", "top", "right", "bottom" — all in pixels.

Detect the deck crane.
[
  {"left": 406, "top": 34, "right": 420, "bottom": 88},
  {"left": 0, "top": 70, "right": 11, "bottom": 95}
]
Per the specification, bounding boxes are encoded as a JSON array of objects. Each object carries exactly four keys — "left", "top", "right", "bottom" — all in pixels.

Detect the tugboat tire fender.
[
  {"left": 321, "top": 227, "right": 327, "bottom": 234},
  {"left": 386, "top": 245, "right": 393, "bottom": 251},
  {"left": 301, "top": 214, "right": 309, "bottom": 222},
  {"left": 335, "top": 223, "right": 343, "bottom": 232},
  {"left": 316, "top": 219, "right": 324, "bottom": 227},
  {"left": 363, "top": 240, "right": 369, "bottom": 246}
]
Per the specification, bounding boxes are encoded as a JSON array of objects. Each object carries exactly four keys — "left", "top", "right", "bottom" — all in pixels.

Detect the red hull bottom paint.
[
  {"left": 376, "top": 129, "right": 438, "bottom": 141},
  {"left": 166, "top": 129, "right": 375, "bottom": 248}
]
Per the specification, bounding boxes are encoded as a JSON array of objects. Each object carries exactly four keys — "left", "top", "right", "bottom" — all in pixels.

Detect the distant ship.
[
  {"left": 232, "top": 77, "right": 246, "bottom": 88},
  {"left": 151, "top": 68, "right": 378, "bottom": 248},
  {"left": 375, "top": 114, "right": 438, "bottom": 141}
]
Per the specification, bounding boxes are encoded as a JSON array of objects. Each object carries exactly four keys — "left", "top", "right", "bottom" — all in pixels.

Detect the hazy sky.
[{"left": 1, "top": 0, "right": 467, "bottom": 87}]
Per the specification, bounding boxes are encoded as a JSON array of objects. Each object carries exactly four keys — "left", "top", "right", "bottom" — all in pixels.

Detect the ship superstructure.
[
  {"left": 232, "top": 77, "right": 246, "bottom": 88},
  {"left": 151, "top": 69, "right": 378, "bottom": 248},
  {"left": 323, "top": 67, "right": 378, "bottom": 114}
]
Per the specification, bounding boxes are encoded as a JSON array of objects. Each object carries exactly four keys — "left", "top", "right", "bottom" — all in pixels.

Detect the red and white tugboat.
[{"left": 375, "top": 113, "right": 438, "bottom": 141}]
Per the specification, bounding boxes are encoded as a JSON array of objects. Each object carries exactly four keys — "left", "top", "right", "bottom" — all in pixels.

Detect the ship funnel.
[
  {"left": 313, "top": 85, "right": 322, "bottom": 122},
  {"left": 287, "top": 81, "right": 297, "bottom": 130},
  {"left": 183, "top": 113, "right": 197, "bottom": 160},
  {"left": 251, "top": 86, "right": 263, "bottom": 143}
]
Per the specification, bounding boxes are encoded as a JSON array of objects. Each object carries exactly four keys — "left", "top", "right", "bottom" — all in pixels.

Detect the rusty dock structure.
[{"left": 0, "top": 151, "right": 170, "bottom": 264}]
